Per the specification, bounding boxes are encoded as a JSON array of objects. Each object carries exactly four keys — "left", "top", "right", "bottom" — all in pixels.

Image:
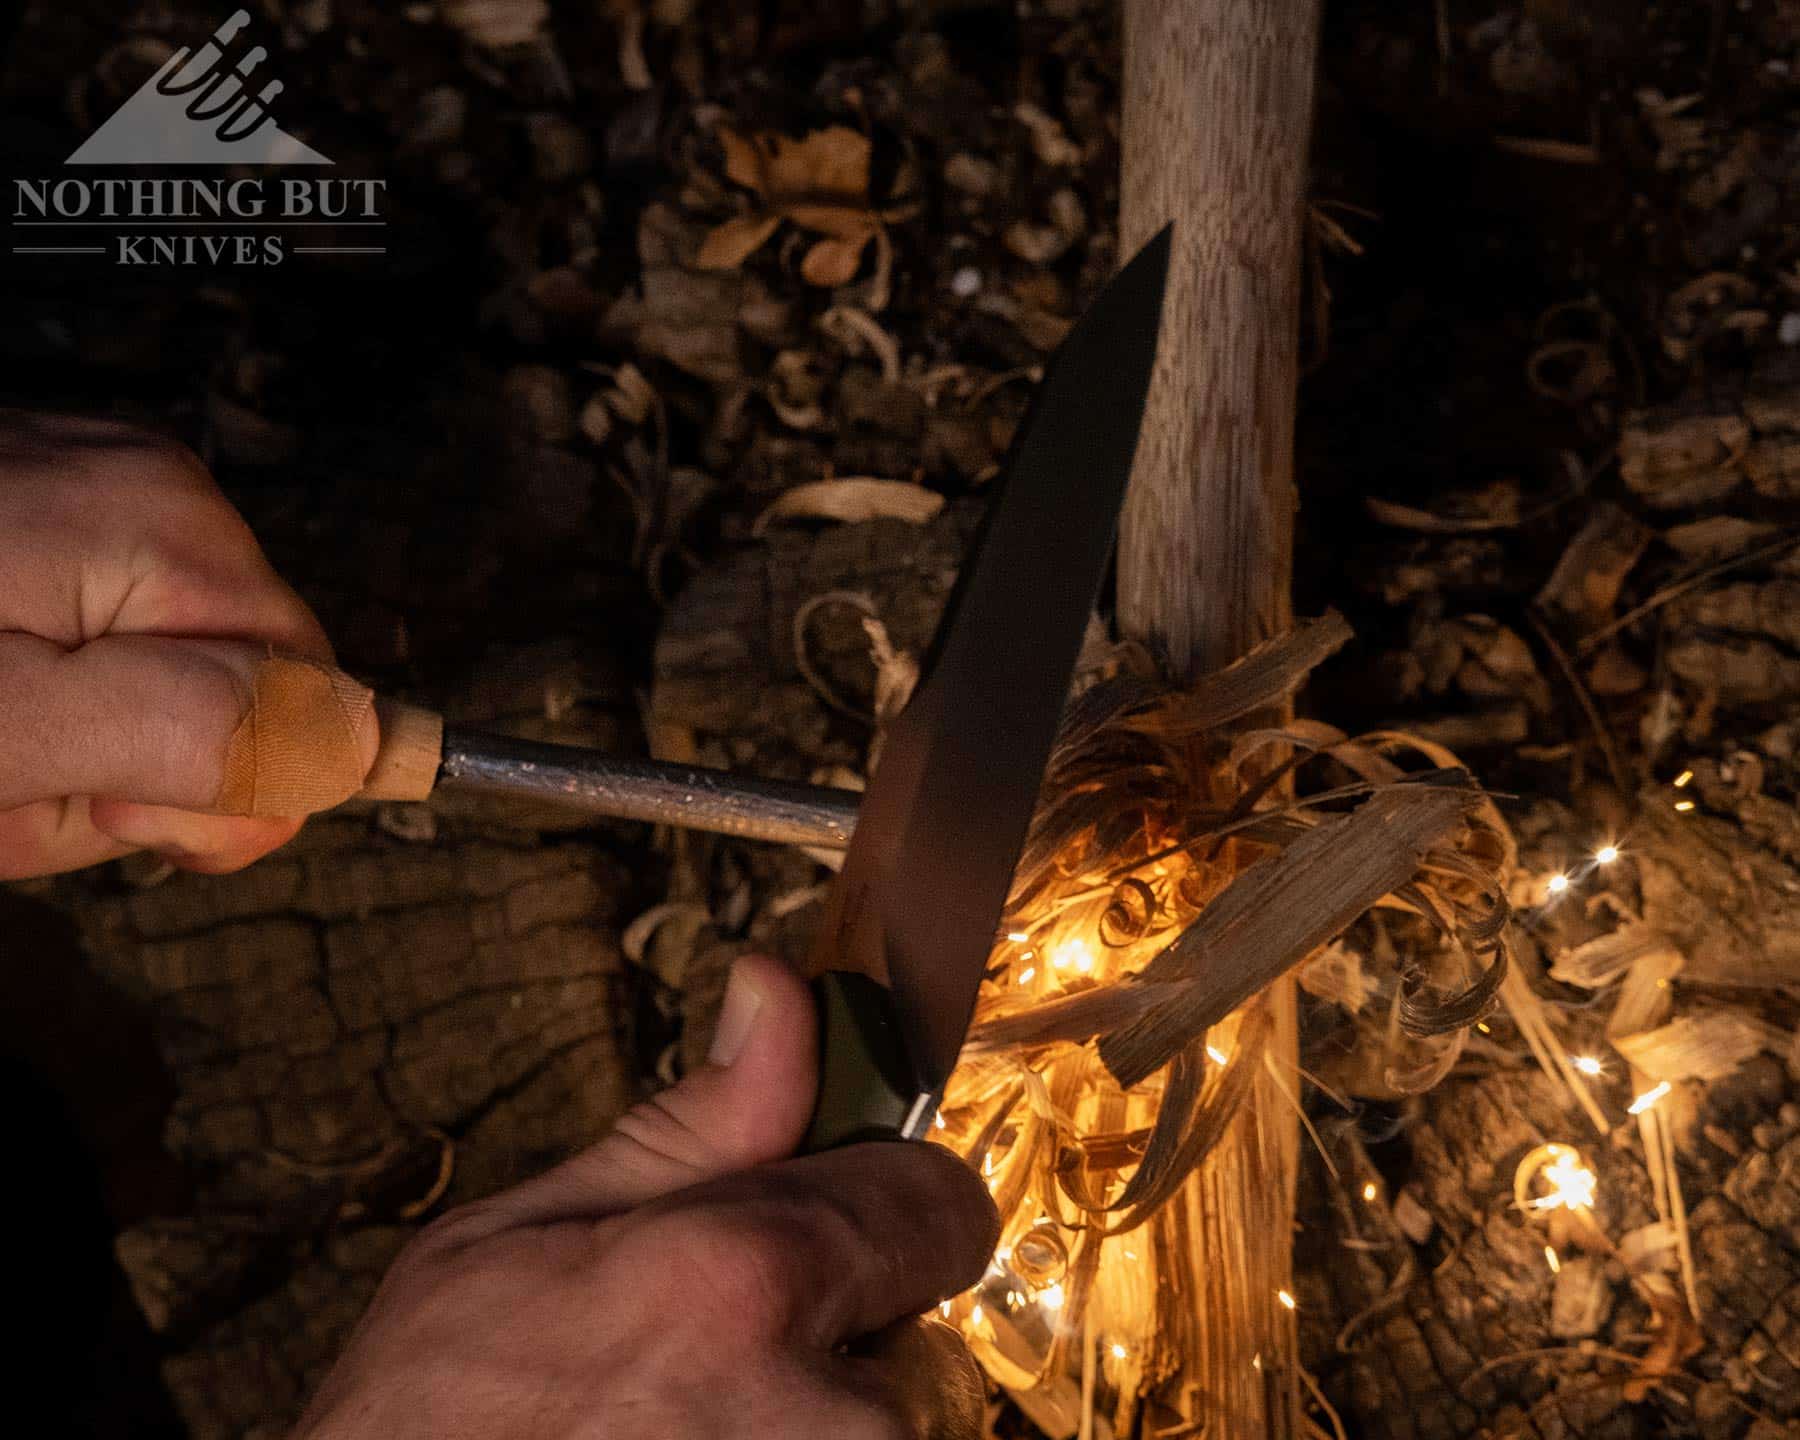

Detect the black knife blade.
[{"left": 804, "top": 227, "right": 1172, "bottom": 1149}]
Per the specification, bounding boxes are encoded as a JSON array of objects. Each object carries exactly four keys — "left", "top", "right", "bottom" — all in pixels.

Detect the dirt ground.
[{"left": 4, "top": 2, "right": 1800, "bottom": 1437}]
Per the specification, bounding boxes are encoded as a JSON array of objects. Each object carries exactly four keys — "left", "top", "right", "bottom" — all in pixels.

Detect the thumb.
[
  {"left": 0, "top": 633, "right": 378, "bottom": 816},
  {"left": 464, "top": 955, "right": 818, "bottom": 1234}
]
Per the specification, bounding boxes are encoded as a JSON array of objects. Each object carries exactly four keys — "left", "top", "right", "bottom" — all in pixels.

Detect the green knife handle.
[{"left": 804, "top": 972, "right": 933, "bottom": 1151}]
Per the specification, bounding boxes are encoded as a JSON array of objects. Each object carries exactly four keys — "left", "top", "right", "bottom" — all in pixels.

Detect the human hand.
[
  {"left": 0, "top": 409, "right": 376, "bottom": 879},
  {"left": 297, "top": 955, "right": 997, "bottom": 1439}
]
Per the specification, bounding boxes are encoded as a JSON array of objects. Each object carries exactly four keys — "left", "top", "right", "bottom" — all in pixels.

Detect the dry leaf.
[
  {"left": 1535, "top": 502, "right": 1650, "bottom": 630},
  {"left": 800, "top": 234, "right": 872, "bottom": 287},
  {"left": 700, "top": 125, "right": 913, "bottom": 285},
  {"left": 441, "top": 0, "right": 548, "bottom": 48},
  {"left": 753, "top": 477, "right": 944, "bottom": 533},
  {"left": 695, "top": 213, "right": 781, "bottom": 270}
]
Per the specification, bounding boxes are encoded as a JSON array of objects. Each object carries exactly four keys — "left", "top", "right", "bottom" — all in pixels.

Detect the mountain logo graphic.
[{"left": 67, "top": 9, "right": 331, "bottom": 166}]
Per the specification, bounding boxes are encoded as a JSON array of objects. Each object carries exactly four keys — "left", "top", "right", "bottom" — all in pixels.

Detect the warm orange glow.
[{"left": 1050, "top": 937, "right": 1095, "bottom": 973}]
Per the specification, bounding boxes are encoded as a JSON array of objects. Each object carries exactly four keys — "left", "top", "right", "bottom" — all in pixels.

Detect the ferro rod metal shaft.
[{"left": 438, "top": 728, "right": 859, "bottom": 848}]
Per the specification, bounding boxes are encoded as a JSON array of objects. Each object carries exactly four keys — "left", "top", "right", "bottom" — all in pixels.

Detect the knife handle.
[
  {"left": 362, "top": 699, "right": 446, "bottom": 802},
  {"left": 803, "top": 972, "right": 933, "bottom": 1151}
]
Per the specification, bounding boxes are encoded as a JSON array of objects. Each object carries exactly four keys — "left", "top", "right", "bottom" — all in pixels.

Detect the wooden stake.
[
  {"left": 1119, "top": 0, "right": 1318, "bottom": 681},
  {"left": 1119, "top": 2, "right": 1321, "bottom": 1434}
]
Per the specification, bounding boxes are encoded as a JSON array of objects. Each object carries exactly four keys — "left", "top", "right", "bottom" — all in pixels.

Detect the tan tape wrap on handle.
[
  {"left": 360, "top": 698, "right": 445, "bottom": 802},
  {"left": 215, "top": 656, "right": 378, "bottom": 818}
]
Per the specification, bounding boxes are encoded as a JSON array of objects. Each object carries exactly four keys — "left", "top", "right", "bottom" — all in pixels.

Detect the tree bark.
[{"left": 1118, "top": 3, "right": 1321, "bottom": 1434}]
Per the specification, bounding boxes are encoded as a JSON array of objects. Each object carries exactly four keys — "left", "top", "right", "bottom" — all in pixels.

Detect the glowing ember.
[
  {"left": 1007, "top": 931, "right": 1030, "bottom": 943},
  {"left": 1039, "top": 1282, "right": 1065, "bottom": 1311},
  {"left": 1673, "top": 769, "right": 1693, "bottom": 788},
  {"left": 1546, "top": 873, "right": 1570, "bottom": 895},
  {"left": 1544, "top": 1246, "right": 1561, "bottom": 1274},
  {"left": 1277, "top": 1289, "right": 1297, "bottom": 1311},
  {"left": 1362, "top": 1181, "right": 1378, "bottom": 1202},
  {"left": 1674, "top": 800, "right": 1695, "bottom": 813},
  {"left": 1206, "top": 1045, "right": 1229, "bottom": 1065},
  {"left": 1628, "top": 1080, "right": 1671, "bottom": 1115},
  {"left": 1595, "top": 844, "right": 1619, "bottom": 865},
  {"left": 1110, "top": 1343, "right": 1129, "bottom": 1360},
  {"left": 1017, "top": 966, "right": 1036, "bottom": 985},
  {"left": 1572, "top": 1055, "right": 1604, "bottom": 1076}
]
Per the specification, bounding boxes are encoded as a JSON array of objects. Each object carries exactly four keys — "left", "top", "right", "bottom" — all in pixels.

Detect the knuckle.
[
  {"left": 88, "top": 428, "right": 216, "bottom": 502},
  {"left": 627, "top": 1187, "right": 829, "bottom": 1337}
]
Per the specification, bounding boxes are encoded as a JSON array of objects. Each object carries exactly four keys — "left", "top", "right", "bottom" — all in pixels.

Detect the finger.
[
  {"left": 0, "top": 413, "right": 329, "bottom": 659},
  {"left": 0, "top": 633, "right": 378, "bottom": 817},
  {"left": 87, "top": 801, "right": 303, "bottom": 873},
  {"left": 457, "top": 955, "right": 818, "bottom": 1236},
  {"left": 840, "top": 1318, "right": 987, "bottom": 1440},
  {"left": 0, "top": 797, "right": 301, "bottom": 880},
  {"left": 637, "top": 1140, "right": 999, "bottom": 1348},
  {"left": 0, "top": 799, "right": 131, "bottom": 880}
]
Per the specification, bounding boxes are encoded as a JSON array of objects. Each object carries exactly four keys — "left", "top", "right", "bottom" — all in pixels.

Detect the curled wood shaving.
[
  {"left": 946, "top": 614, "right": 1510, "bottom": 1250},
  {"left": 1550, "top": 923, "right": 1680, "bottom": 989},
  {"left": 792, "top": 590, "right": 878, "bottom": 720},
  {"left": 753, "top": 477, "right": 944, "bottom": 533}
]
